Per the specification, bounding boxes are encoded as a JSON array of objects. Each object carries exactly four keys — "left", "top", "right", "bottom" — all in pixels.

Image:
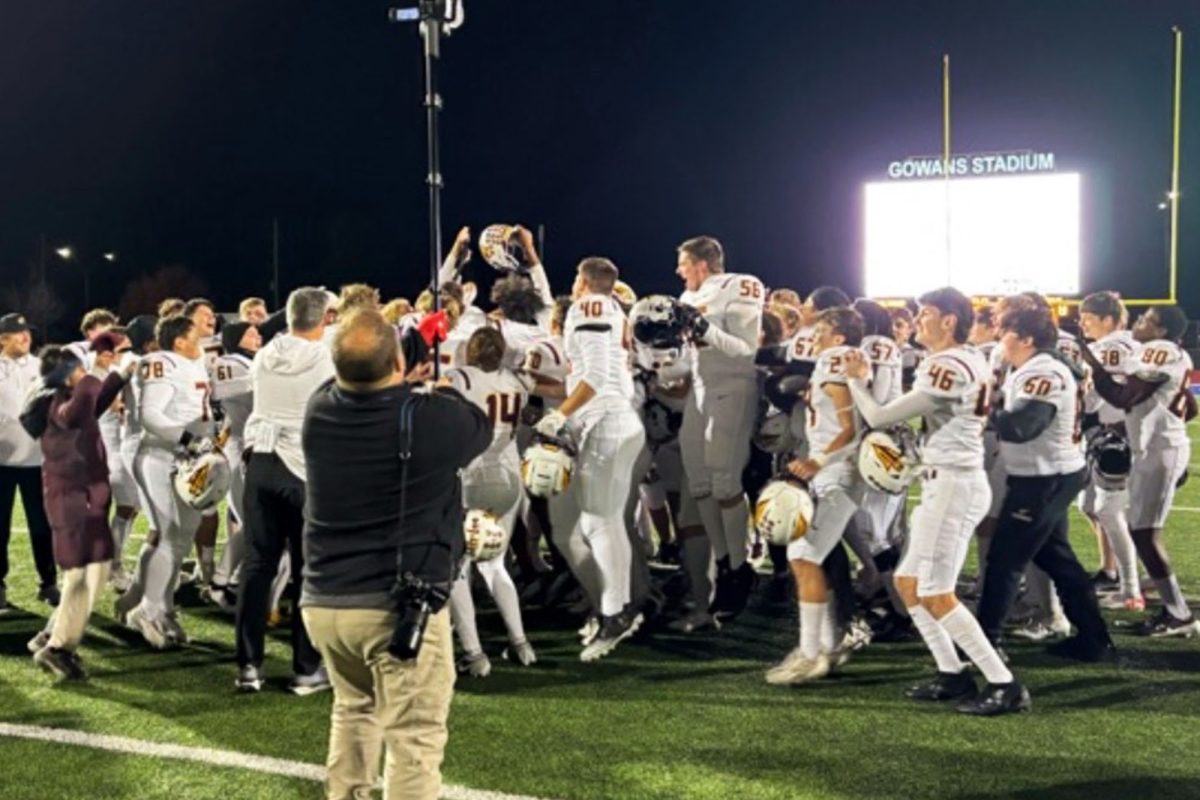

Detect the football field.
[{"left": 2, "top": 437, "right": 1200, "bottom": 800}]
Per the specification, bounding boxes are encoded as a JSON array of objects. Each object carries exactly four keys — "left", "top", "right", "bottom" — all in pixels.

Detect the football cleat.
[
  {"left": 456, "top": 651, "right": 492, "bottom": 678},
  {"left": 236, "top": 664, "right": 265, "bottom": 693},
  {"left": 955, "top": 682, "right": 1032, "bottom": 717},
  {"left": 126, "top": 606, "right": 174, "bottom": 650},
  {"left": 841, "top": 617, "right": 874, "bottom": 652},
  {"left": 577, "top": 616, "right": 601, "bottom": 645},
  {"left": 1010, "top": 617, "right": 1070, "bottom": 642},
  {"left": 905, "top": 670, "right": 978, "bottom": 702},
  {"left": 1089, "top": 570, "right": 1120, "bottom": 595},
  {"left": 753, "top": 479, "right": 815, "bottom": 548},
  {"left": 1045, "top": 635, "right": 1117, "bottom": 663},
  {"left": 1133, "top": 609, "right": 1200, "bottom": 638},
  {"left": 580, "top": 610, "right": 642, "bottom": 663},
  {"left": 764, "top": 649, "right": 830, "bottom": 685},
  {"left": 1098, "top": 593, "right": 1145, "bottom": 611}
]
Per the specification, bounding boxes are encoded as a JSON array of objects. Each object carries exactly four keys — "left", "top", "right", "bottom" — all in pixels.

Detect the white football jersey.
[
  {"left": 680, "top": 273, "right": 764, "bottom": 386},
  {"left": 862, "top": 335, "right": 902, "bottom": 405},
  {"left": 493, "top": 318, "right": 552, "bottom": 372},
  {"left": 212, "top": 353, "right": 254, "bottom": 439},
  {"left": 120, "top": 353, "right": 145, "bottom": 441},
  {"left": 564, "top": 293, "right": 634, "bottom": 422},
  {"left": 522, "top": 336, "right": 570, "bottom": 384},
  {"left": 1126, "top": 339, "right": 1193, "bottom": 453},
  {"left": 988, "top": 341, "right": 1010, "bottom": 408},
  {"left": 1056, "top": 329, "right": 1083, "bottom": 369},
  {"left": 804, "top": 345, "right": 862, "bottom": 455},
  {"left": 136, "top": 350, "right": 213, "bottom": 449},
  {"left": 975, "top": 340, "right": 997, "bottom": 364},
  {"left": 913, "top": 346, "right": 989, "bottom": 469},
  {"left": 445, "top": 366, "right": 530, "bottom": 462},
  {"left": 787, "top": 325, "right": 819, "bottom": 363},
  {"left": 200, "top": 334, "right": 223, "bottom": 374},
  {"left": 1084, "top": 330, "right": 1137, "bottom": 424},
  {"left": 1000, "top": 352, "right": 1086, "bottom": 476}
]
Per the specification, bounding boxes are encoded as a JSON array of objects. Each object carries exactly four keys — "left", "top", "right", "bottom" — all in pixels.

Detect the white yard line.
[{"left": 0, "top": 723, "right": 553, "bottom": 800}]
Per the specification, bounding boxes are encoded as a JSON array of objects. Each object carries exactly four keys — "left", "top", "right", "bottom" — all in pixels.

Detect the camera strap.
[{"left": 395, "top": 393, "right": 418, "bottom": 578}]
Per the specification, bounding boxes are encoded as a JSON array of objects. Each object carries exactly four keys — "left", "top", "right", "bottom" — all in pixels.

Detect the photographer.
[{"left": 300, "top": 308, "right": 490, "bottom": 800}]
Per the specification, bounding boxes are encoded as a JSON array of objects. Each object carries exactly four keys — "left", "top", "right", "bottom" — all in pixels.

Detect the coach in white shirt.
[
  {"left": 234, "top": 287, "right": 336, "bottom": 695},
  {"left": 0, "top": 313, "right": 58, "bottom": 608}
]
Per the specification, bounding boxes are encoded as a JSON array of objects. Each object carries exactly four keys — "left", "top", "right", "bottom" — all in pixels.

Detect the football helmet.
[
  {"left": 753, "top": 409, "right": 797, "bottom": 454},
  {"left": 520, "top": 434, "right": 576, "bottom": 498},
  {"left": 612, "top": 281, "right": 638, "bottom": 312},
  {"left": 173, "top": 450, "right": 232, "bottom": 512},
  {"left": 478, "top": 224, "right": 525, "bottom": 272},
  {"left": 464, "top": 509, "right": 509, "bottom": 561},
  {"left": 857, "top": 429, "right": 916, "bottom": 495},
  {"left": 1087, "top": 428, "right": 1131, "bottom": 490},
  {"left": 753, "top": 479, "right": 815, "bottom": 547},
  {"left": 630, "top": 295, "right": 686, "bottom": 349}
]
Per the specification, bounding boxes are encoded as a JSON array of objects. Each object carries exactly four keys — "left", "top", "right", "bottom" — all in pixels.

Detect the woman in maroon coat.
[{"left": 27, "top": 338, "right": 132, "bottom": 680}]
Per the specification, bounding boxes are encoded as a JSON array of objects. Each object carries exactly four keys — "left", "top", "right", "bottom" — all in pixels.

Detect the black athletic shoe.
[
  {"left": 1089, "top": 570, "right": 1119, "bottom": 595},
  {"left": 905, "top": 670, "right": 979, "bottom": 702},
  {"left": 1132, "top": 609, "right": 1200, "bottom": 638},
  {"left": 707, "top": 559, "right": 732, "bottom": 616},
  {"left": 955, "top": 681, "right": 1031, "bottom": 717},
  {"left": 34, "top": 646, "right": 87, "bottom": 681},
  {"left": 38, "top": 584, "right": 61, "bottom": 607},
  {"left": 715, "top": 563, "right": 756, "bottom": 620},
  {"left": 1046, "top": 635, "right": 1117, "bottom": 663},
  {"left": 580, "top": 609, "right": 643, "bottom": 662}
]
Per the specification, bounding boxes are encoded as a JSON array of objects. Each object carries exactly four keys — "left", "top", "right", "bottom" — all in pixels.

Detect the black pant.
[
  {"left": 0, "top": 465, "right": 57, "bottom": 588},
  {"left": 976, "top": 469, "right": 1110, "bottom": 645},
  {"left": 234, "top": 453, "right": 320, "bottom": 675}
]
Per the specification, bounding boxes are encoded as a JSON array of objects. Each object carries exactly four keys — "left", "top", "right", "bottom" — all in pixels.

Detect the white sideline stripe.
[{"left": 0, "top": 723, "right": 553, "bottom": 800}]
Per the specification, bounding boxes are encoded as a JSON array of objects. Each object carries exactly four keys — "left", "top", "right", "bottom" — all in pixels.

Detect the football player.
[
  {"left": 968, "top": 306, "right": 998, "bottom": 362},
  {"left": 843, "top": 288, "right": 1028, "bottom": 715},
  {"left": 117, "top": 315, "right": 213, "bottom": 648},
  {"left": 975, "top": 304, "right": 1113, "bottom": 665},
  {"left": 114, "top": 315, "right": 157, "bottom": 590},
  {"left": 765, "top": 306, "right": 865, "bottom": 685},
  {"left": 207, "top": 321, "right": 262, "bottom": 609},
  {"left": 445, "top": 328, "right": 537, "bottom": 676},
  {"left": 791, "top": 286, "right": 850, "bottom": 364},
  {"left": 238, "top": 297, "right": 269, "bottom": 325},
  {"left": 536, "top": 257, "right": 645, "bottom": 661},
  {"left": 184, "top": 298, "right": 222, "bottom": 584},
  {"left": 1077, "top": 291, "right": 1142, "bottom": 609},
  {"left": 675, "top": 236, "right": 765, "bottom": 619},
  {"left": 1081, "top": 304, "right": 1199, "bottom": 636}
]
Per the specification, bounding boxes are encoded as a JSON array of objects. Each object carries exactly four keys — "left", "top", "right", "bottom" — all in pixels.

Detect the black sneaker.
[
  {"left": 38, "top": 584, "right": 61, "bottom": 607},
  {"left": 905, "top": 670, "right": 978, "bottom": 702},
  {"left": 955, "top": 681, "right": 1031, "bottom": 717},
  {"left": 1089, "top": 570, "right": 1119, "bottom": 595},
  {"left": 580, "top": 609, "right": 643, "bottom": 662},
  {"left": 715, "top": 563, "right": 756, "bottom": 620},
  {"left": 1046, "top": 635, "right": 1117, "bottom": 663},
  {"left": 33, "top": 646, "right": 88, "bottom": 681},
  {"left": 1132, "top": 609, "right": 1200, "bottom": 638}
]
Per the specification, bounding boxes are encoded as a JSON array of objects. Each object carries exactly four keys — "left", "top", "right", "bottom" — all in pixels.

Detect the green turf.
[{"left": 2, "top": 431, "right": 1200, "bottom": 800}]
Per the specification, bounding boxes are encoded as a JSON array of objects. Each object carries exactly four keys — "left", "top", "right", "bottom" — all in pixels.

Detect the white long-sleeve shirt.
[
  {"left": 243, "top": 333, "right": 335, "bottom": 481},
  {"left": 682, "top": 272, "right": 764, "bottom": 388},
  {"left": 137, "top": 351, "right": 213, "bottom": 450},
  {"left": 0, "top": 354, "right": 42, "bottom": 467},
  {"left": 564, "top": 293, "right": 635, "bottom": 423}
]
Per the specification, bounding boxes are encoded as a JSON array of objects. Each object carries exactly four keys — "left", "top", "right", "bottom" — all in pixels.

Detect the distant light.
[
  {"left": 1158, "top": 202, "right": 1170, "bottom": 210},
  {"left": 55, "top": 246, "right": 73, "bottom": 259},
  {"left": 1167, "top": 190, "right": 1180, "bottom": 200},
  {"left": 103, "top": 252, "right": 116, "bottom": 261}
]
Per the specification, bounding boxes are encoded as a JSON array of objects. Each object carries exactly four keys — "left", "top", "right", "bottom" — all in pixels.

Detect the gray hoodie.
[{"left": 244, "top": 333, "right": 335, "bottom": 481}]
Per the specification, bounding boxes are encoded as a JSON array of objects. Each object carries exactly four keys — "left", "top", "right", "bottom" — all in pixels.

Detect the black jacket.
[{"left": 300, "top": 379, "right": 491, "bottom": 610}]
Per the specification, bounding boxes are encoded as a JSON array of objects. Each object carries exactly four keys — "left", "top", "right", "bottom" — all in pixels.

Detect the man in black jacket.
[{"left": 300, "top": 307, "right": 490, "bottom": 800}]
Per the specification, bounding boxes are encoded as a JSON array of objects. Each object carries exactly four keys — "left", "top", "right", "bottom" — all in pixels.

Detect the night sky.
[{"left": 2, "top": 1, "right": 1198, "bottom": 332}]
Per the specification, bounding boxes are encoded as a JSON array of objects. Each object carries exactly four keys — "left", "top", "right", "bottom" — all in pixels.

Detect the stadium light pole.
[{"left": 389, "top": 0, "right": 465, "bottom": 378}]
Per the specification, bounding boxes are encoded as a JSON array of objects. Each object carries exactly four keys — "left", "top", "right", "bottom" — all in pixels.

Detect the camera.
[{"left": 388, "top": 573, "right": 451, "bottom": 660}]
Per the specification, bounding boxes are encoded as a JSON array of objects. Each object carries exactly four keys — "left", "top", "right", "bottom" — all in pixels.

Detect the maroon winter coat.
[{"left": 39, "top": 372, "right": 126, "bottom": 569}]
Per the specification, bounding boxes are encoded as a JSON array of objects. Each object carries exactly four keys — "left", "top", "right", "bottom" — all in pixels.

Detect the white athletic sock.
[
  {"left": 139, "top": 544, "right": 177, "bottom": 618},
  {"left": 1156, "top": 575, "right": 1190, "bottom": 619},
  {"left": 448, "top": 574, "right": 483, "bottom": 655},
  {"left": 695, "top": 495, "right": 728, "bottom": 560},
  {"left": 1097, "top": 509, "right": 1140, "bottom": 598},
  {"left": 476, "top": 560, "right": 527, "bottom": 644},
  {"left": 909, "top": 605, "right": 963, "bottom": 673},
  {"left": 680, "top": 535, "right": 712, "bottom": 610},
  {"left": 799, "top": 601, "right": 826, "bottom": 659},
  {"left": 819, "top": 604, "right": 836, "bottom": 653},
  {"left": 124, "top": 543, "right": 155, "bottom": 608},
  {"left": 720, "top": 497, "right": 749, "bottom": 570},
  {"left": 938, "top": 604, "right": 1013, "bottom": 685}
]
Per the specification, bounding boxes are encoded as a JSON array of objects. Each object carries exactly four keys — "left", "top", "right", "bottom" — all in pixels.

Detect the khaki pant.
[
  {"left": 46, "top": 562, "right": 110, "bottom": 650},
  {"left": 302, "top": 607, "right": 455, "bottom": 800}
]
